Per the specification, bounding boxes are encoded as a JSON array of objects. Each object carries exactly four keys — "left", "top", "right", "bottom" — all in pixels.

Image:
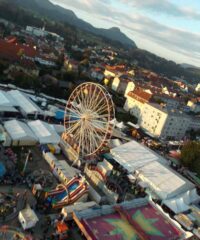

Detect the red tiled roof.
[
  {"left": 128, "top": 87, "right": 152, "bottom": 103},
  {"left": 6, "top": 36, "right": 17, "bottom": 44},
  {"left": 106, "top": 64, "right": 126, "bottom": 72},
  {"left": 0, "top": 39, "right": 38, "bottom": 62}
]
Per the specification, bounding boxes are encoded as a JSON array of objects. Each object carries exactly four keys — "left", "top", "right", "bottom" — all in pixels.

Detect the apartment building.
[{"left": 124, "top": 88, "right": 192, "bottom": 140}]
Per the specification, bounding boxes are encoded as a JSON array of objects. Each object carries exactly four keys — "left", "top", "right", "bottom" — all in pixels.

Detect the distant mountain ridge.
[
  {"left": 10, "top": 0, "right": 137, "bottom": 48},
  {"left": 181, "top": 63, "right": 200, "bottom": 70}
]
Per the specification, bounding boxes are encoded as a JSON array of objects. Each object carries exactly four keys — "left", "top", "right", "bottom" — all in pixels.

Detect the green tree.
[{"left": 181, "top": 141, "right": 200, "bottom": 175}]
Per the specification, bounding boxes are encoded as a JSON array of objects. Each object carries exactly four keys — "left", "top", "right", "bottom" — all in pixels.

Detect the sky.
[{"left": 50, "top": 0, "right": 200, "bottom": 67}]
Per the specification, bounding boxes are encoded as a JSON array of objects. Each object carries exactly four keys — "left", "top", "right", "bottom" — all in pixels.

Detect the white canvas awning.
[
  {"left": 111, "top": 141, "right": 194, "bottom": 200},
  {"left": 163, "top": 188, "right": 200, "bottom": 214},
  {"left": 163, "top": 198, "right": 190, "bottom": 214},
  {"left": 4, "top": 120, "right": 37, "bottom": 145},
  {"left": 8, "top": 90, "right": 43, "bottom": 114},
  {"left": 50, "top": 124, "right": 65, "bottom": 135},
  {"left": 138, "top": 161, "right": 194, "bottom": 200},
  {"left": 111, "top": 141, "right": 166, "bottom": 172},
  {"left": 28, "top": 120, "right": 60, "bottom": 144},
  {"left": 0, "top": 90, "right": 15, "bottom": 106}
]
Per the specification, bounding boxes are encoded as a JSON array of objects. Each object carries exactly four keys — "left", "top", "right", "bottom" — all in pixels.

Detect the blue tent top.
[
  {"left": 0, "top": 162, "right": 6, "bottom": 177},
  {"left": 55, "top": 110, "right": 80, "bottom": 121},
  {"left": 55, "top": 110, "right": 65, "bottom": 120}
]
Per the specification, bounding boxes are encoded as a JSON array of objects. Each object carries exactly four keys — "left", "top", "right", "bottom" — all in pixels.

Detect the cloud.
[
  {"left": 103, "top": 12, "right": 200, "bottom": 60},
  {"left": 121, "top": 0, "right": 200, "bottom": 20},
  {"left": 50, "top": 0, "right": 200, "bottom": 65},
  {"left": 51, "top": 0, "right": 112, "bottom": 16}
]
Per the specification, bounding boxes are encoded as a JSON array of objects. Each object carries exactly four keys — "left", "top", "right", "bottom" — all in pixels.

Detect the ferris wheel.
[{"left": 63, "top": 82, "right": 115, "bottom": 158}]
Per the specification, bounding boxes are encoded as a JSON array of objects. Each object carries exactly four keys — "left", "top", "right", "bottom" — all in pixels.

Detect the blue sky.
[{"left": 50, "top": 0, "right": 200, "bottom": 67}]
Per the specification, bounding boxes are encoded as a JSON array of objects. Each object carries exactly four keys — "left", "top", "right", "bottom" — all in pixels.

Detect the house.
[
  {"left": 104, "top": 64, "right": 126, "bottom": 78},
  {"left": 195, "top": 83, "right": 200, "bottom": 92},
  {"left": 26, "top": 26, "right": 47, "bottom": 37},
  {"left": 112, "top": 75, "right": 135, "bottom": 97},
  {"left": 90, "top": 67, "right": 104, "bottom": 82},
  {"left": 4, "top": 58, "right": 39, "bottom": 80},
  {"left": 64, "top": 59, "right": 79, "bottom": 72},
  {"left": 187, "top": 98, "right": 200, "bottom": 113}
]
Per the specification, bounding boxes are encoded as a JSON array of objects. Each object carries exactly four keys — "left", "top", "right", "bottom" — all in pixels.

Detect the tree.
[{"left": 181, "top": 141, "right": 200, "bottom": 176}]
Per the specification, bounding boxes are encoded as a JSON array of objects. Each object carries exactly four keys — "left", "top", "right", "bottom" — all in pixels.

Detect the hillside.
[
  {"left": 0, "top": 0, "right": 199, "bottom": 82},
  {"left": 8, "top": 0, "right": 136, "bottom": 48}
]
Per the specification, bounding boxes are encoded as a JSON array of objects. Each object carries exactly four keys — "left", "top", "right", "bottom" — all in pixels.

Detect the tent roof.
[
  {"left": 0, "top": 90, "right": 15, "bottom": 106},
  {"left": 4, "top": 120, "right": 37, "bottom": 141},
  {"left": 50, "top": 124, "right": 65, "bottom": 135},
  {"left": 111, "top": 140, "right": 166, "bottom": 172},
  {"left": 163, "top": 198, "right": 190, "bottom": 214},
  {"left": 163, "top": 188, "right": 200, "bottom": 214},
  {"left": 111, "top": 141, "right": 194, "bottom": 200},
  {"left": 138, "top": 161, "right": 194, "bottom": 200},
  {"left": 28, "top": 120, "right": 60, "bottom": 144},
  {"left": 8, "top": 90, "right": 42, "bottom": 114},
  {"left": 0, "top": 106, "right": 18, "bottom": 113}
]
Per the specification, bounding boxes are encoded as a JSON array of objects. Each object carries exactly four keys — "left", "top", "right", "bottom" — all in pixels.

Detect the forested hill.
[
  {"left": 5, "top": 0, "right": 137, "bottom": 48},
  {"left": 0, "top": 0, "right": 199, "bottom": 82}
]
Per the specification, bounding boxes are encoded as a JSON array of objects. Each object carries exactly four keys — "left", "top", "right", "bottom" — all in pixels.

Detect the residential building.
[
  {"left": 189, "top": 116, "right": 200, "bottom": 131},
  {"left": 124, "top": 88, "right": 192, "bottom": 140},
  {"left": 153, "top": 95, "right": 182, "bottom": 108},
  {"left": 90, "top": 67, "right": 104, "bottom": 81},
  {"left": 4, "top": 59, "right": 39, "bottom": 79},
  {"left": 195, "top": 83, "right": 200, "bottom": 92},
  {"left": 26, "top": 26, "right": 47, "bottom": 37},
  {"left": 111, "top": 75, "right": 135, "bottom": 97},
  {"left": 140, "top": 103, "right": 191, "bottom": 140},
  {"left": 124, "top": 87, "right": 152, "bottom": 119},
  {"left": 187, "top": 99, "right": 200, "bottom": 113}
]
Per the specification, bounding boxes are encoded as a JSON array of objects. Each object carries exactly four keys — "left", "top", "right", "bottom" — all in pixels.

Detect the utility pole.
[{"left": 22, "top": 150, "right": 31, "bottom": 176}]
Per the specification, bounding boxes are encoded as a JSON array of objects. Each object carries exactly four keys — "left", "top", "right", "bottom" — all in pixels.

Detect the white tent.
[
  {"left": 8, "top": 90, "right": 43, "bottom": 115},
  {"left": 18, "top": 206, "right": 39, "bottom": 230},
  {"left": 137, "top": 161, "right": 194, "bottom": 200},
  {"left": 28, "top": 120, "right": 60, "bottom": 144},
  {"left": 111, "top": 140, "right": 166, "bottom": 172},
  {"left": 111, "top": 141, "right": 194, "bottom": 200},
  {"left": 4, "top": 120, "right": 37, "bottom": 146},
  {"left": 163, "top": 197, "right": 190, "bottom": 214},
  {"left": 0, "top": 90, "right": 15, "bottom": 106},
  {"left": 50, "top": 124, "right": 65, "bottom": 135},
  {"left": 163, "top": 188, "right": 200, "bottom": 214}
]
